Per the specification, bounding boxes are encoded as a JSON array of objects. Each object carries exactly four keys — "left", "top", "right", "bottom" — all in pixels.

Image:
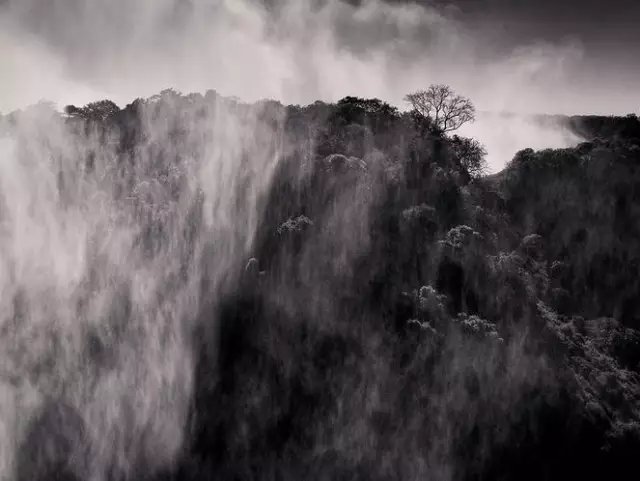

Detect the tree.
[
  {"left": 449, "top": 135, "right": 487, "bottom": 178},
  {"left": 336, "top": 96, "right": 399, "bottom": 117},
  {"left": 64, "top": 100, "right": 120, "bottom": 122},
  {"left": 405, "top": 84, "right": 475, "bottom": 133},
  {"left": 333, "top": 96, "right": 400, "bottom": 129}
]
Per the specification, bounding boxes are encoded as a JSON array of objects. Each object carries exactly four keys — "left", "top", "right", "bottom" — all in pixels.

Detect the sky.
[
  {"left": 1, "top": 0, "right": 637, "bottom": 169},
  {"left": 2, "top": 0, "right": 638, "bottom": 114}
]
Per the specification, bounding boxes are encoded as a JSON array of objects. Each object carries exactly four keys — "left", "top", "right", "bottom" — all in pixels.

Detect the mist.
[
  {"left": 1, "top": 0, "right": 621, "bottom": 170},
  {"left": 0, "top": 90, "right": 286, "bottom": 479},
  {"left": 1, "top": 1, "right": 638, "bottom": 481}
]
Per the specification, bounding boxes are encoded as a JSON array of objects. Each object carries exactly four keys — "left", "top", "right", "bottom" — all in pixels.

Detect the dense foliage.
[{"left": 2, "top": 90, "right": 640, "bottom": 481}]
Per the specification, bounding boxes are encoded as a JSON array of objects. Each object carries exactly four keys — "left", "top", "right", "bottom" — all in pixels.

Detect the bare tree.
[{"left": 405, "top": 84, "right": 475, "bottom": 133}]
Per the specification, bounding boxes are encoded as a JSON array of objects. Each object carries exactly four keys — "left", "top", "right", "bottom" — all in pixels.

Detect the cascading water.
[{"left": 0, "top": 93, "right": 284, "bottom": 481}]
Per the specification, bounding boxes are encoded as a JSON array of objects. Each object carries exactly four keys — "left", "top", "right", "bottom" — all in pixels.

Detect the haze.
[
  {"left": 2, "top": 0, "right": 636, "bottom": 170},
  {"left": 1, "top": 2, "right": 639, "bottom": 480}
]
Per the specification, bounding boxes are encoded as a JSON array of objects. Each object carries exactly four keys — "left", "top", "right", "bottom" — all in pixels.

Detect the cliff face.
[{"left": 2, "top": 92, "right": 640, "bottom": 481}]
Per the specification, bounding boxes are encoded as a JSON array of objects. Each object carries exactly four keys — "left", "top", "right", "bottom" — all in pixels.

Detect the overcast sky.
[
  {"left": 1, "top": 0, "right": 638, "bottom": 115},
  {"left": 425, "top": 0, "right": 640, "bottom": 104},
  {"left": 1, "top": 0, "right": 637, "bottom": 170}
]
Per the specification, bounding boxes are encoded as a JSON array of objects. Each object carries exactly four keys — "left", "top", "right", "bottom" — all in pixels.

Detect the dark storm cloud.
[{"left": 418, "top": 0, "right": 640, "bottom": 62}]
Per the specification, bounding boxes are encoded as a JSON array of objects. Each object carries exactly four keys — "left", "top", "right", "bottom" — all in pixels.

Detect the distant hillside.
[{"left": 535, "top": 113, "right": 640, "bottom": 143}]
